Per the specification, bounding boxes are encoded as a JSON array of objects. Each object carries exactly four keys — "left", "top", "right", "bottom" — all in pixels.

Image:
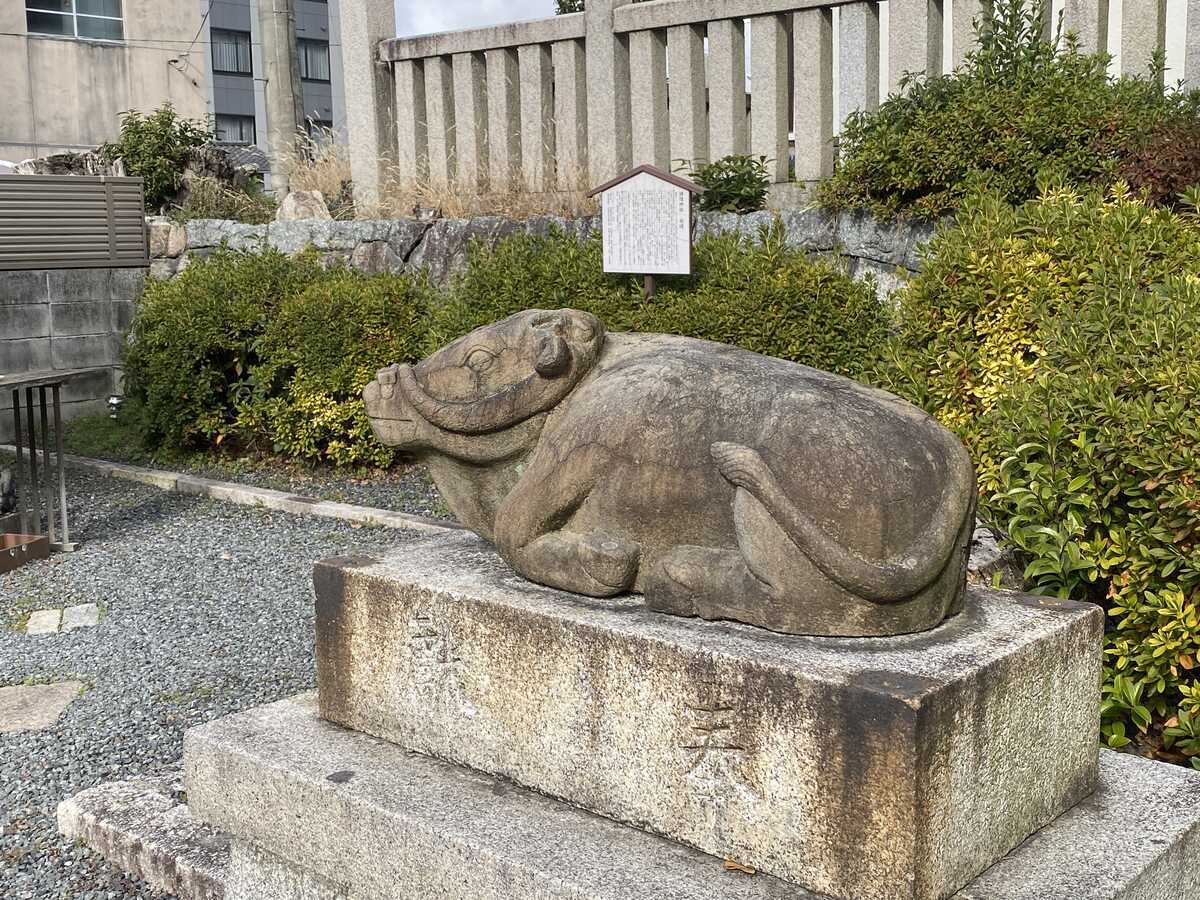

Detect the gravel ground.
[{"left": 0, "top": 468, "right": 424, "bottom": 898}]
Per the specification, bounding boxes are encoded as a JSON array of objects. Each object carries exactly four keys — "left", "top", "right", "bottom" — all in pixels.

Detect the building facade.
[{"left": 0, "top": 0, "right": 345, "bottom": 181}]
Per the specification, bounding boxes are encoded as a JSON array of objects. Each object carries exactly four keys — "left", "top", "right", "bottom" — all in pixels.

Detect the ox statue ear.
[{"left": 535, "top": 332, "right": 570, "bottom": 377}]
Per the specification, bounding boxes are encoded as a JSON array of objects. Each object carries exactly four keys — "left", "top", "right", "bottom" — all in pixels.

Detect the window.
[
  {"left": 211, "top": 29, "right": 252, "bottom": 75},
  {"left": 215, "top": 114, "right": 256, "bottom": 145},
  {"left": 298, "top": 39, "right": 330, "bottom": 82},
  {"left": 27, "top": 0, "right": 124, "bottom": 41}
]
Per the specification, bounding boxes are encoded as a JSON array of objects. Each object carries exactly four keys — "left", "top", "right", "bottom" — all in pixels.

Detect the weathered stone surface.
[
  {"left": 959, "top": 751, "right": 1200, "bottom": 900},
  {"left": 178, "top": 697, "right": 1200, "bottom": 900},
  {"left": 349, "top": 241, "right": 401, "bottom": 274},
  {"left": 364, "top": 310, "right": 977, "bottom": 636},
  {"left": 58, "top": 774, "right": 228, "bottom": 900},
  {"left": 25, "top": 608, "right": 62, "bottom": 635},
  {"left": 266, "top": 220, "right": 318, "bottom": 255},
  {"left": 276, "top": 190, "right": 331, "bottom": 222},
  {"left": 0, "top": 681, "right": 81, "bottom": 730},
  {"left": 186, "top": 695, "right": 812, "bottom": 900},
  {"left": 61, "top": 602, "right": 100, "bottom": 631},
  {"left": 314, "top": 532, "right": 1102, "bottom": 900},
  {"left": 967, "top": 527, "right": 1024, "bottom": 591},
  {"left": 406, "top": 216, "right": 523, "bottom": 284}
]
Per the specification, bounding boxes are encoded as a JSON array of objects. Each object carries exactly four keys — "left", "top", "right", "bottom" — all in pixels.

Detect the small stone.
[
  {"left": 275, "top": 190, "right": 332, "bottom": 222},
  {"left": 61, "top": 603, "right": 100, "bottom": 632},
  {"left": 0, "top": 681, "right": 83, "bottom": 732},
  {"left": 26, "top": 608, "right": 62, "bottom": 635}
]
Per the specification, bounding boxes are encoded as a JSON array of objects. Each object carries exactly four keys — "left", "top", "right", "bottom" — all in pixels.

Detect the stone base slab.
[
  {"left": 314, "top": 533, "right": 1103, "bottom": 900},
  {"left": 169, "top": 696, "right": 1200, "bottom": 900}
]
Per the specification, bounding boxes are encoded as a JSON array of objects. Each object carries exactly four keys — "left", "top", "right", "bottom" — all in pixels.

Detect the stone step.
[
  {"left": 166, "top": 695, "right": 1200, "bottom": 900},
  {"left": 313, "top": 532, "right": 1103, "bottom": 900}
]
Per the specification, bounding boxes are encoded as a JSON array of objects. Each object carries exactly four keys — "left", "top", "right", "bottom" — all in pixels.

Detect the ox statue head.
[{"left": 364, "top": 308, "right": 605, "bottom": 460}]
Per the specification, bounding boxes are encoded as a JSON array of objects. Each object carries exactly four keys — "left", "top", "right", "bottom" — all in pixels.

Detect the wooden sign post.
[{"left": 588, "top": 165, "right": 702, "bottom": 300}]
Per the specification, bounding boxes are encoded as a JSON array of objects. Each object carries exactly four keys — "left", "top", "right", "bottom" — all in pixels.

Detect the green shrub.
[
  {"left": 875, "top": 186, "right": 1200, "bottom": 766},
  {"left": 818, "top": 0, "right": 1187, "bottom": 219},
  {"left": 241, "top": 270, "right": 435, "bottom": 467},
  {"left": 171, "top": 175, "right": 277, "bottom": 225},
  {"left": 100, "top": 104, "right": 213, "bottom": 212},
  {"left": 434, "top": 225, "right": 886, "bottom": 381},
  {"left": 124, "top": 248, "right": 329, "bottom": 449},
  {"left": 688, "top": 155, "right": 772, "bottom": 213}
]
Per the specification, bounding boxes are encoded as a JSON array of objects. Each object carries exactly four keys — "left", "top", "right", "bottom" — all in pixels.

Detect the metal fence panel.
[{"left": 0, "top": 175, "right": 148, "bottom": 271}]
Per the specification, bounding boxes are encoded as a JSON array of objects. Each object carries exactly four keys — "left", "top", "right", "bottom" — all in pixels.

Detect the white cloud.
[{"left": 395, "top": 0, "right": 556, "bottom": 38}]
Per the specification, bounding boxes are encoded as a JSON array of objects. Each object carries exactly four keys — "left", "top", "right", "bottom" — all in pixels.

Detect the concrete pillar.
[
  {"left": 258, "top": 0, "right": 306, "bottom": 194},
  {"left": 838, "top": 2, "right": 880, "bottom": 132},
  {"left": 667, "top": 24, "right": 708, "bottom": 170},
  {"left": 1121, "top": 0, "right": 1166, "bottom": 78},
  {"left": 889, "top": 0, "right": 943, "bottom": 94},
  {"left": 750, "top": 15, "right": 790, "bottom": 183},
  {"left": 327, "top": 0, "right": 348, "bottom": 140},
  {"left": 425, "top": 56, "right": 456, "bottom": 186},
  {"left": 1062, "top": 0, "right": 1108, "bottom": 54},
  {"left": 951, "top": 0, "right": 990, "bottom": 67},
  {"left": 339, "top": 0, "right": 396, "bottom": 212},
  {"left": 394, "top": 60, "right": 428, "bottom": 183},
  {"left": 794, "top": 7, "right": 834, "bottom": 183},
  {"left": 1188, "top": 0, "right": 1200, "bottom": 89},
  {"left": 486, "top": 49, "right": 521, "bottom": 190},
  {"left": 452, "top": 52, "right": 488, "bottom": 189},
  {"left": 518, "top": 44, "right": 555, "bottom": 192},
  {"left": 708, "top": 18, "right": 748, "bottom": 161},
  {"left": 629, "top": 29, "right": 670, "bottom": 170},
  {"left": 586, "top": 0, "right": 633, "bottom": 183},
  {"left": 552, "top": 39, "right": 589, "bottom": 190}
]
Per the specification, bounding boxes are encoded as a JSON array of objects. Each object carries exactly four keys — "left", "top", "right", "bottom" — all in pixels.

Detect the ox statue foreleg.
[{"left": 494, "top": 447, "right": 641, "bottom": 597}]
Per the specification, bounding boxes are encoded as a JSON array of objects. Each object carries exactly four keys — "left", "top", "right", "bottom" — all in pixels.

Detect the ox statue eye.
[{"left": 464, "top": 347, "right": 496, "bottom": 372}]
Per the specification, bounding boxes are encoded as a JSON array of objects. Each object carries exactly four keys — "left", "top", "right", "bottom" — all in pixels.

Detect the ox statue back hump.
[{"left": 364, "top": 309, "right": 976, "bottom": 637}]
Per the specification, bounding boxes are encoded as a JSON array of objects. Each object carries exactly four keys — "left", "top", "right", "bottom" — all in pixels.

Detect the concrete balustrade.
[{"left": 342, "top": 0, "right": 1185, "bottom": 200}]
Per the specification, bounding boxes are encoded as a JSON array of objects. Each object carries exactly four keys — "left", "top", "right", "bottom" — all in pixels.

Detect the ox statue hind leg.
[{"left": 493, "top": 445, "right": 641, "bottom": 598}]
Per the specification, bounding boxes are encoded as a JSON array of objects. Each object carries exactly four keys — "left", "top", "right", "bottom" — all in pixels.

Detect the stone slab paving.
[
  {"left": 0, "top": 467, "right": 424, "bottom": 899},
  {"left": 24, "top": 609, "right": 61, "bottom": 636},
  {"left": 0, "top": 682, "right": 83, "bottom": 733},
  {"left": 60, "top": 603, "right": 100, "bottom": 632}
]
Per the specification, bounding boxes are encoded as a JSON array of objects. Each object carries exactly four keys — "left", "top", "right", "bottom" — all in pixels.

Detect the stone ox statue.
[{"left": 364, "top": 309, "right": 976, "bottom": 637}]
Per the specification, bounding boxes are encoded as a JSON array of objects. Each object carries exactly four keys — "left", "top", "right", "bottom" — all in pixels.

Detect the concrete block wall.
[{"left": 0, "top": 267, "right": 142, "bottom": 442}]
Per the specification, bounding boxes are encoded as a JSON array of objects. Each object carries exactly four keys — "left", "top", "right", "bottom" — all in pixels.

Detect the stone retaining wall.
[
  {"left": 147, "top": 210, "right": 937, "bottom": 297},
  {"left": 0, "top": 268, "right": 141, "bottom": 442}
]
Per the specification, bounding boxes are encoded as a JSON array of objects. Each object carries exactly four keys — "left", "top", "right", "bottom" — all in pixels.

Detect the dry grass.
[
  {"left": 285, "top": 129, "right": 598, "bottom": 220},
  {"left": 284, "top": 127, "right": 354, "bottom": 218}
]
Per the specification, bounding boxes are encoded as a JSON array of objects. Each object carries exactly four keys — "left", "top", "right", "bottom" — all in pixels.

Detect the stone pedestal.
[{"left": 312, "top": 533, "right": 1101, "bottom": 900}]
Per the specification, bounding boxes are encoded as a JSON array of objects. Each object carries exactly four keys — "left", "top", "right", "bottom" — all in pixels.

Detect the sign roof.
[{"left": 587, "top": 164, "right": 703, "bottom": 197}]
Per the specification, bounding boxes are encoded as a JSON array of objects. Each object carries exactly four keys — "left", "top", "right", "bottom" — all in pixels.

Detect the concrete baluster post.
[
  {"left": 552, "top": 39, "right": 589, "bottom": 190},
  {"left": 486, "top": 49, "right": 522, "bottom": 190},
  {"left": 586, "top": 0, "right": 633, "bottom": 184},
  {"left": 793, "top": 7, "right": 834, "bottom": 184},
  {"left": 425, "top": 56, "right": 456, "bottom": 186},
  {"left": 951, "top": 0, "right": 991, "bottom": 68},
  {"left": 1188, "top": 0, "right": 1200, "bottom": 89},
  {"left": 518, "top": 44, "right": 556, "bottom": 192},
  {"left": 394, "top": 59, "right": 428, "bottom": 187},
  {"left": 1121, "top": 0, "right": 1167, "bottom": 79},
  {"left": 667, "top": 24, "right": 708, "bottom": 170},
  {"left": 708, "top": 18, "right": 749, "bottom": 161},
  {"left": 452, "top": 52, "right": 489, "bottom": 190},
  {"left": 1062, "top": 0, "right": 1108, "bottom": 54},
  {"left": 340, "top": 0, "right": 397, "bottom": 213},
  {"left": 889, "top": 0, "right": 943, "bottom": 94},
  {"left": 838, "top": 2, "right": 880, "bottom": 132},
  {"left": 629, "top": 29, "right": 670, "bottom": 170},
  {"left": 750, "top": 14, "right": 791, "bottom": 183}
]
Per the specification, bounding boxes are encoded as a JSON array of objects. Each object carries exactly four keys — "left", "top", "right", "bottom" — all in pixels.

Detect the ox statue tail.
[{"left": 710, "top": 441, "right": 975, "bottom": 604}]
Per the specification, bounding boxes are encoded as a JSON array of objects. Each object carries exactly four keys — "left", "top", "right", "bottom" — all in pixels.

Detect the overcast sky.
[{"left": 395, "top": 0, "right": 556, "bottom": 38}]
